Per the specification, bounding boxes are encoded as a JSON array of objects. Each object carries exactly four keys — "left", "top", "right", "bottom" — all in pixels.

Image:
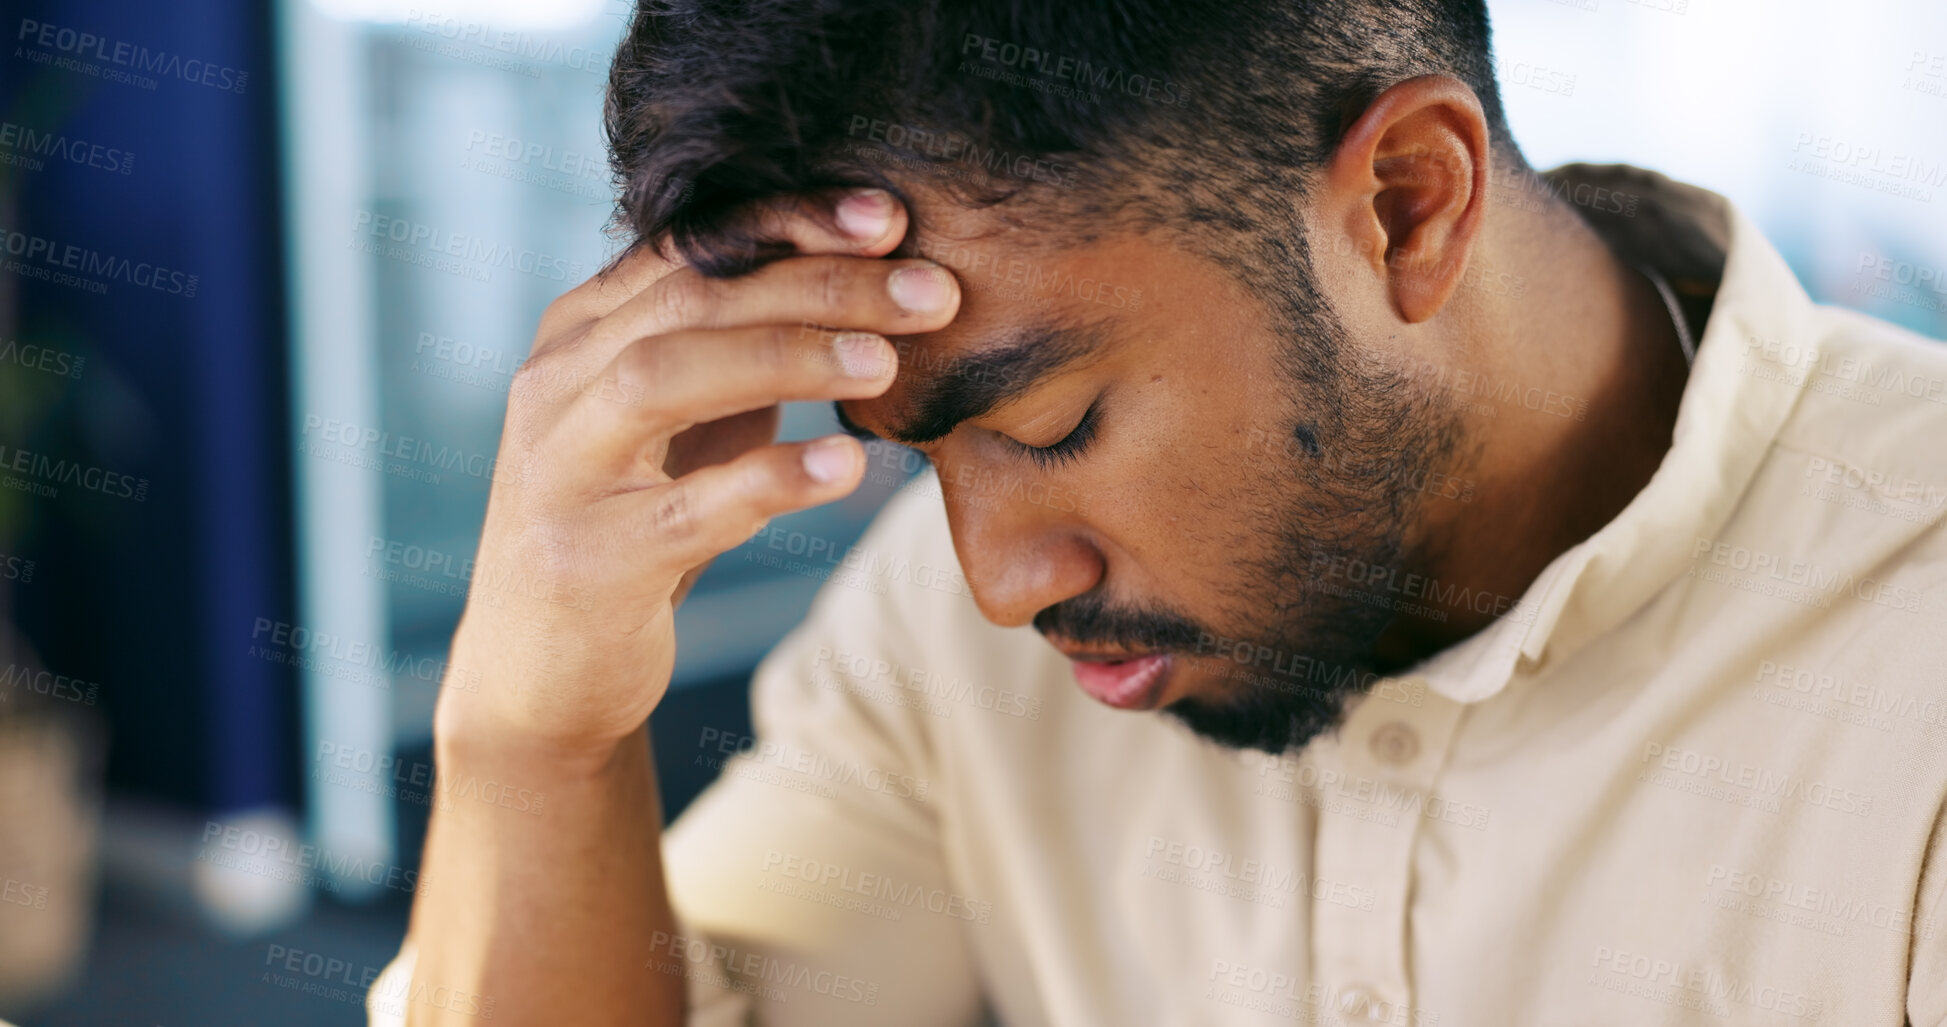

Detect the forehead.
[
  {"left": 839, "top": 198, "right": 1273, "bottom": 442},
  {"left": 845, "top": 221, "right": 1134, "bottom": 438},
  {"left": 883, "top": 192, "right": 1251, "bottom": 335}
]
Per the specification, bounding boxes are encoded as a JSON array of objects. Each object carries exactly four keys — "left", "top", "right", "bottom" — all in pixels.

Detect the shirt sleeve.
[{"left": 657, "top": 479, "right": 987, "bottom": 1026}]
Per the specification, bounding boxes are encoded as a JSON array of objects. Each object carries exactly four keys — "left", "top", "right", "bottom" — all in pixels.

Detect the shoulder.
[
  {"left": 1757, "top": 305, "right": 1947, "bottom": 554},
  {"left": 1768, "top": 303, "right": 1947, "bottom": 479},
  {"left": 1731, "top": 306, "right": 1947, "bottom": 684}
]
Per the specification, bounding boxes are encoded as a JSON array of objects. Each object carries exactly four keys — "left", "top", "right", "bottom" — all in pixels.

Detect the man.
[{"left": 375, "top": 0, "right": 1947, "bottom": 1023}]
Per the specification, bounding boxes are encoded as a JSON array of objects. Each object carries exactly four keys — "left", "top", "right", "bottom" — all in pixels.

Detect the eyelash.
[{"left": 1014, "top": 400, "right": 1102, "bottom": 468}]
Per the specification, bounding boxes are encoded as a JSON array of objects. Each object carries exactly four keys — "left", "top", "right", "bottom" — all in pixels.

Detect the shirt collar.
[{"left": 1412, "top": 163, "right": 1816, "bottom": 704}]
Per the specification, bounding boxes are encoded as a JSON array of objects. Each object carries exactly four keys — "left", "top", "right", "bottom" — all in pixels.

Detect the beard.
[{"left": 1033, "top": 298, "right": 1465, "bottom": 755}]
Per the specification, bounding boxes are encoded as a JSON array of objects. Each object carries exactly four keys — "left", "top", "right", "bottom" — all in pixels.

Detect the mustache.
[{"left": 1032, "top": 591, "right": 1211, "bottom": 653}]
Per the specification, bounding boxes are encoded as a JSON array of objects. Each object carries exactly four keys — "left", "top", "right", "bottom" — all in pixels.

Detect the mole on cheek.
[{"left": 1291, "top": 423, "right": 1321, "bottom": 457}]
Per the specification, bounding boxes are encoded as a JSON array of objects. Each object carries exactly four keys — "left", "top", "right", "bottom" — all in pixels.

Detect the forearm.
[
  {"left": 402, "top": 715, "right": 684, "bottom": 1026},
  {"left": 379, "top": 188, "right": 924, "bottom": 1027}
]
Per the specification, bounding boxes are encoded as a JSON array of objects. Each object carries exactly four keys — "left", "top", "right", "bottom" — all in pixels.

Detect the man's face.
[{"left": 840, "top": 212, "right": 1467, "bottom": 754}]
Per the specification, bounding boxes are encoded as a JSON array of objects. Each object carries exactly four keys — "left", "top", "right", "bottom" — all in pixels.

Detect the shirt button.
[{"left": 1369, "top": 721, "right": 1420, "bottom": 765}]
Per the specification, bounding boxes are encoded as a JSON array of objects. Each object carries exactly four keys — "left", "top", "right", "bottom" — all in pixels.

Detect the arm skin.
[
  {"left": 403, "top": 717, "right": 681, "bottom": 1026},
  {"left": 388, "top": 189, "right": 952, "bottom": 1025}
]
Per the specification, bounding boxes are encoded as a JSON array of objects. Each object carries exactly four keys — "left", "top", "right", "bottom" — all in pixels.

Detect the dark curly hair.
[
  {"left": 604, "top": 0, "right": 1518, "bottom": 280},
  {"left": 602, "top": 0, "right": 1526, "bottom": 404}
]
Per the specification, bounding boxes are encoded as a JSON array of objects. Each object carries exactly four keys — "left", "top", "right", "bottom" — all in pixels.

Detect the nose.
[{"left": 938, "top": 467, "right": 1102, "bottom": 628}]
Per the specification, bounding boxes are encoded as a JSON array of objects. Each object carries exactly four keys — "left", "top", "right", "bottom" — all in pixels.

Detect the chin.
[{"left": 1159, "top": 685, "right": 1353, "bottom": 756}]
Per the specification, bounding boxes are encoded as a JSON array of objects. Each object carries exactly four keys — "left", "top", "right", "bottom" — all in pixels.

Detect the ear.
[{"left": 1317, "top": 74, "right": 1491, "bottom": 323}]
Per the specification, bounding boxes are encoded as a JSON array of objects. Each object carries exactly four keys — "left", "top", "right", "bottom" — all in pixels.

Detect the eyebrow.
[{"left": 834, "top": 319, "right": 1110, "bottom": 446}]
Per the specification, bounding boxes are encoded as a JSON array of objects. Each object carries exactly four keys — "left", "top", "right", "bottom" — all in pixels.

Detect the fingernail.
[
  {"left": 803, "top": 436, "right": 857, "bottom": 484},
  {"left": 835, "top": 332, "right": 892, "bottom": 379},
  {"left": 889, "top": 263, "right": 952, "bottom": 314},
  {"left": 835, "top": 189, "right": 893, "bottom": 241}
]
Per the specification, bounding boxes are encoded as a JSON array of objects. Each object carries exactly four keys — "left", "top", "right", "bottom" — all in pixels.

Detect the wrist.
[{"left": 433, "top": 687, "right": 647, "bottom": 785}]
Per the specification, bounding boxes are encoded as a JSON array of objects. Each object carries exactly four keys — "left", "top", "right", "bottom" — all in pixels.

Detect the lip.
[{"left": 1067, "top": 653, "right": 1173, "bottom": 711}]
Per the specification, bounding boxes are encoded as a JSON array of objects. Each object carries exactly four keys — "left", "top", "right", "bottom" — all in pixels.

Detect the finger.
[
  {"left": 544, "top": 189, "right": 910, "bottom": 333},
  {"left": 603, "top": 324, "right": 898, "bottom": 437},
  {"left": 727, "top": 188, "right": 910, "bottom": 262},
  {"left": 544, "top": 325, "right": 893, "bottom": 475},
  {"left": 632, "top": 435, "right": 866, "bottom": 575},
  {"left": 538, "top": 245, "right": 680, "bottom": 345},
  {"left": 577, "top": 254, "right": 957, "bottom": 375}
]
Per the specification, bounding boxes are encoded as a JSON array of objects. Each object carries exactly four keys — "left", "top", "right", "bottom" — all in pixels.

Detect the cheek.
[{"left": 1085, "top": 397, "right": 1285, "bottom": 571}]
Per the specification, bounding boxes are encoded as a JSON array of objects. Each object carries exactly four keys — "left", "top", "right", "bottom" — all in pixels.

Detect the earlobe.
[{"left": 1323, "top": 74, "right": 1491, "bottom": 324}]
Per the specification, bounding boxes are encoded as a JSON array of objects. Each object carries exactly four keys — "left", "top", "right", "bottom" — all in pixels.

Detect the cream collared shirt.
[{"left": 373, "top": 166, "right": 1947, "bottom": 1026}]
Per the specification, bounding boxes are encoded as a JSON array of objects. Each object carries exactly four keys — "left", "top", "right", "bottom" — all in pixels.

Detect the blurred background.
[{"left": 0, "top": 0, "right": 1941, "bottom": 1022}]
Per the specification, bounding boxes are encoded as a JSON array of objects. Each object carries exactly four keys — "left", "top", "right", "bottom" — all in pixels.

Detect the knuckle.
[
  {"left": 622, "top": 336, "right": 674, "bottom": 394},
  {"left": 651, "top": 485, "right": 697, "bottom": 540},
  {"left": 652, "top": 272, "right": 707, "bottom": 329},
  {"left": 758, "top": 324, "right": 799, "bottom": 377},
  {"left": 508, "top": 356, "right": 560, "bottom": 406},
  {"left": 532, "top": 304, "right": 595, "bottom": 361},
  {"left": 805, "top": 325, "right": 850, "bottom": 378},
  {"left": 537, "top": 294, "right": 574, "bottom": 335},
  {"left": 542, "top": 276, "right": 597, "bottom": 322},
  {"left": 809, "top": 258, "right": 850, "bottom": 316},
  {"left": 750, "top": 202, "right": 792, "bottom": 245}
]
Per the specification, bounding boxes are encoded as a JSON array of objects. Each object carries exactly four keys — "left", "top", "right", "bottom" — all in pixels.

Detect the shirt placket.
[{"left": 1307, "top": 679, "right": 1461, "bottom": 1026}]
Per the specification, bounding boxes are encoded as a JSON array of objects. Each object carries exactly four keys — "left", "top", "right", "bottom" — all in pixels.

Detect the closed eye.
[{"left": 1012, "top": 399, "right": 1101, "bottom": 469}]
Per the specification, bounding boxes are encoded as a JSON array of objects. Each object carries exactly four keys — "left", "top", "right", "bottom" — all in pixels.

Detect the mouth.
[{"left": 1055, "top": 647, "right": 1174, "bottom": 711}]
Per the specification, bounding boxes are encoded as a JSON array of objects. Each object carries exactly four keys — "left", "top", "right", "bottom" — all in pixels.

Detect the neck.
[{"left": 1379, "top": 191, "right": 1692, "bottom": 665}]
